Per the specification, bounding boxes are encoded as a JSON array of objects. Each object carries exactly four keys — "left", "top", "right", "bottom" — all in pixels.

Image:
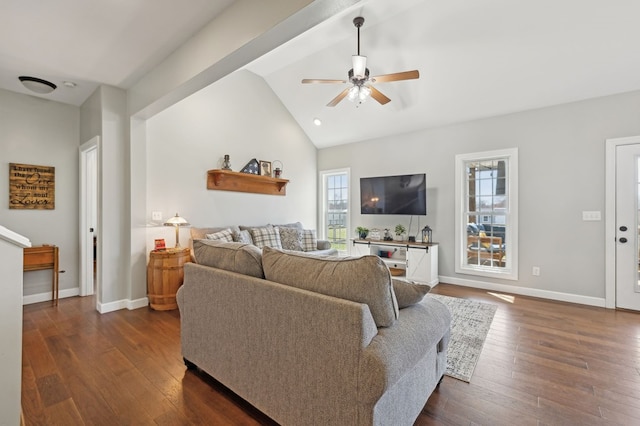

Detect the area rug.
[{"left": 429, "top": 294, "right": 498, "bottom": 382}]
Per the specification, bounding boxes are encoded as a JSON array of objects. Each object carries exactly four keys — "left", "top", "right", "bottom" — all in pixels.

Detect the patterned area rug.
[{"left": 429, "top": 294, "right": 498, "bottom": 382}]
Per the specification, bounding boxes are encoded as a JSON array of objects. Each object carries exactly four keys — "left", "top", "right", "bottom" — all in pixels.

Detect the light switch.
[
  {"left": 582, "top": 211, "right": 601, "bottom": 221},
  {"left": 152, "top": 211, "right": 162, "bottom": 221}
]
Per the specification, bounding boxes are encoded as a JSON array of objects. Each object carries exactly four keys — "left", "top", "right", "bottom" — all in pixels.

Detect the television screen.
[{"left": 360, "top": 173, "right": 426, "bottom": 215}]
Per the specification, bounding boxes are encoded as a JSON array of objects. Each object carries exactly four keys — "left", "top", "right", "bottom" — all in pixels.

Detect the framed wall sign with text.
[{"left": 9, "top": 163, "right": 55, "bottom": 210}]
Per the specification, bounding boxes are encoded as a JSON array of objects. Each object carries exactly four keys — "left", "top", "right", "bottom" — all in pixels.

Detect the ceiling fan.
[{"left": 301, "top": 16, "right": 419, "bottom": 107}]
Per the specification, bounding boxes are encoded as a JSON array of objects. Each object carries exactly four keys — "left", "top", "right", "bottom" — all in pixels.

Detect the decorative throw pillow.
[
  {"left": 392, "top": 279, "right": 431, "bottom": 309},
  {"left": 301, "top": 229, "right": 317, "bottom": 252},
  {"left": 234, "top": 229, "right": 253, "bottom": 245},
  {"left": 190, "top": 225, "right": 241, "bottom": 241},
  {"left": 193, "top": 239, "right": 264, "bottom": 278},
  {"left": 262, "top": 247, "right": 399, "bottom": 328},
  {"left": 279, "top": 227, "right": 303, "bottom": 251},
  {"left": 271, "top": 222, "right": 304, "bottom": 231},
  {"left": 205, "top": 228, "right": 234, "bottom": 242},
  {"left": 250, "top": 226, "right": 283, "bottom": 249}
]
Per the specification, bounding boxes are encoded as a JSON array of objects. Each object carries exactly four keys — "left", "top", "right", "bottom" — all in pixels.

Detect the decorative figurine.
[{"left": 222, "top": 154, "right": 232, "bottom": 170}]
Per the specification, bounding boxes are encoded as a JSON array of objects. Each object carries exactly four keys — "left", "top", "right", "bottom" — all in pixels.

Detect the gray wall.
[
  {"left": 144, "top": 70, "right": 318, "bottom": 250},
  {"left": 0, "top": 89, "right": 80, "bottom": 300},
  {"left": 318, "top": 90, "right": 640, "bottom": 303},
  {"left": 80, "top": 86, "right": 131, "bottom": 309}
]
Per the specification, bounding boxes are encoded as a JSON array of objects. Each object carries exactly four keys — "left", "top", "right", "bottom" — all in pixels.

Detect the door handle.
[
  {"left": 619, "top": 237, "right": 628, "bottom": 243},
  {"left": 620, "top": 226, "right": 628, "bottom": 232}
]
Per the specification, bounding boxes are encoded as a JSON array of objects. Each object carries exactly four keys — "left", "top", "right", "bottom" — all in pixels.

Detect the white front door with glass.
[{"left": 615, "top": 143, "right": 640, "bottom": 310}]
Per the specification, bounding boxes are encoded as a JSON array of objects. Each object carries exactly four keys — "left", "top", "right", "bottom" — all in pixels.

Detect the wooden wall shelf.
[{"left": 207, "top": 169, "right": 289, "bottom": 196}]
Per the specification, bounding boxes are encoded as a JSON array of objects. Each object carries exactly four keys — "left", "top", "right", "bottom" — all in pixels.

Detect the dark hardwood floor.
[{"left": 22, "top": 283, "right": 640, "bottom": 425}]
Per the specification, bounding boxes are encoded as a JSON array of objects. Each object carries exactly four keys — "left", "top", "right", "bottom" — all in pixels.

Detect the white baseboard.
[
  {"left": 23, "top": 287, "right": 80, "bottom": 305},
  {"left": 439, "top": 275, "right": 606, "bottom": 308},
  {"left": 23, "top": 288, "right": 149, "bottom": 313},
  {"left": 97, "top": 297, "right": 149, "bottom": 314}
]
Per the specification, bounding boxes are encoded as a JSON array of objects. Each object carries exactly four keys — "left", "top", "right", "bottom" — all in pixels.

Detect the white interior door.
[
  {"left": 615, "top": 143, "right": 640, "bottom": 310},
  {"left": 80, "top": 137, "right": 99, "bottom": 298}
]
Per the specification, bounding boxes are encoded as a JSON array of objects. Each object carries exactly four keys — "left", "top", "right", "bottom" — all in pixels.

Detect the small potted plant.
[
  {"left": 394, "top": 224, "right": 406, "bottom": 241},
  {"left": 356, "top": 226, "right": 369, "bottom": 239}
]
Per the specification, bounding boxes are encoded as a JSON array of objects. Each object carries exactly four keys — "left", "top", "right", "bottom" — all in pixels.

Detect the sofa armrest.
[
  {"left": 358, "top": 297, "right": 451, "bottom": 403},
  {"left": 317, "top": 239, "right": 332, "bottom": 250}
]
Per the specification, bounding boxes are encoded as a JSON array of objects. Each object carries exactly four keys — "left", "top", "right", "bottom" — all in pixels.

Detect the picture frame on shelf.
[{"left": 260, "top": 160, "right": 272, "bottom": 177}]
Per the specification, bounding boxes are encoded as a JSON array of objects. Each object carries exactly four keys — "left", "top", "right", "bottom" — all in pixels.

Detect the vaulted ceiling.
[{"left": 3, "top": 0, "right": 640, "bottom": 149}]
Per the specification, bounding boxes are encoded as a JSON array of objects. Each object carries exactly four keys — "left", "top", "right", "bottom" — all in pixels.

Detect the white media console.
[{"left": 350, "top": 239, "right": 439, "bottom": 286}]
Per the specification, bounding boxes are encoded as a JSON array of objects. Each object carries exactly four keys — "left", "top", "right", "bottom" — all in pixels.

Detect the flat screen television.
[{"left": 360, "top": 173, "right": 426, "bottom": 215}]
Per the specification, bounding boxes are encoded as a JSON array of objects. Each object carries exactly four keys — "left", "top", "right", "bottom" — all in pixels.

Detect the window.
[
  {"left": 320, "top": 169, "right": 350, "bottom": 255},
  {"left": 455, "top": 149, "right": 518, "bottom": 280}
]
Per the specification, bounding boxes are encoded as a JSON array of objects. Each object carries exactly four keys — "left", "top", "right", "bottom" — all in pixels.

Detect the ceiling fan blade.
[
  {"left": 370, "top": 86, "right": 391, "bottom": 105},
  {"left": 327, "top": 88, "right": 350, "bottom": 107},
  {"left": 371, "top": 70, "right": 420, "bottom": 83},
  {"left": 302, "top": 79, "right": 347, "bottom": 84}
]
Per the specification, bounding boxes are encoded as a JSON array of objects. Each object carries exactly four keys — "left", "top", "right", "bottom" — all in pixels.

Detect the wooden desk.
[{"left": 23, "top": 245, "right": 59, "bottom": 304}]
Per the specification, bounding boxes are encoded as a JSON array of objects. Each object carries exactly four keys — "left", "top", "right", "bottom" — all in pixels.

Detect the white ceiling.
[
  {"left": 2, "top": 0, "right": 640, "bottom": 149},
  {"left": 0, "top": 0, "right": 235, "bottom": 105}
]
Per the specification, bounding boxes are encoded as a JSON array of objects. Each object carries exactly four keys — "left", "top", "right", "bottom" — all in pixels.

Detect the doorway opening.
[{"left": 80, "top": 137, "right": 99, "bottom": 302}]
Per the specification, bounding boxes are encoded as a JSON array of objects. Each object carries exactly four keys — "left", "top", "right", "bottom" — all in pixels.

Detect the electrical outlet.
[
  {"left": 532, "top": 266, "right": 540, "bottom": 276},
  {"left": 152, "top": 211, "right": 162, "bottom": 221}
]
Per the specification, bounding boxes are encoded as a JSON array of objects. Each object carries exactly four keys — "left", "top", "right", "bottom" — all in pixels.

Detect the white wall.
[
  {"left": 145, "top": 70, "right": 318, "bottom": 250},
  {"left": 80, "top": 86, "right": 132, "bottom": 310},
  {"left": 0, "top": 89, "right": 80, "bottom": 300},
  {"left": 319, "top": 90, "right": 640, "bottom": 303},
  {"left": 0, "top": 232, "right": 29, "bottom": 425}
]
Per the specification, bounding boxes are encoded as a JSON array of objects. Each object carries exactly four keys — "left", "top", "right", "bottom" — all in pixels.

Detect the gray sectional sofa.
[{"left": 177, "top": 240, "right": 451, "bottom": 425}]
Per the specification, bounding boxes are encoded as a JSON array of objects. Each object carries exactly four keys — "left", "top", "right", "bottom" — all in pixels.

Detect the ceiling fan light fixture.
[
  {"left": 347, "top": 86, "right": 360, "bottom": 102},
  {"left": 18, "top": 76, "right": 57, "bottom": 94},
  {"left": 359, "top": 85, "right": 371, "bottom": 101},
  {"left": 352, "top": 55, "right": 367, "bottom": 79},
  {"left": 347, "top": 85, "right": 371, "bottom": 104}
]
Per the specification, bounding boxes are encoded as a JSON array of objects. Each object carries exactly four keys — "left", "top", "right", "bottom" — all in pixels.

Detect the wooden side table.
[
  {"left": 147, "top": 247, "right": 191, "bottom": 310},
  {"left": 24, "top": 245, "right": 59, "bottom": 305}
]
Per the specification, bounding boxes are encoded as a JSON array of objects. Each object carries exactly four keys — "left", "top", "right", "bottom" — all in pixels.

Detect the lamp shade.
[
  {"left": 164, "top": 213, "right": 190, "bottom": 248},
  {"left": 164, "top": 213, "right": 189, "bottom": 227}
]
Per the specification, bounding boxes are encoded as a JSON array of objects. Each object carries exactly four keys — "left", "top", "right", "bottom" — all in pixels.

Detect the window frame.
[
  {"left": 319, "top": 168, "right": 350, "bottom": 256},
  {"left": 455, "top": 148, "right": 518, "bottom": 280}
]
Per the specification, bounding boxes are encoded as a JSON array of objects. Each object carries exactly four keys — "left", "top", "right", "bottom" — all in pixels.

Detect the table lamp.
[{"left": 164, "top": 213, "right": 190, "bottom": 248}]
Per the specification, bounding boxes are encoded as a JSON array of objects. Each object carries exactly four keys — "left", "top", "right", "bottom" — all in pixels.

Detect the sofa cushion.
[
  {"left": 301, "top": 229, "right": 318, "bottom": 252},
  {"left": 193, "top": 239, "right": 264, "bottom": 278},
  {"left": 262, "top": 247, "right": 399, "bottom": 327},
  {"left": 205, "top": 228, "right": 234, "bottom": 242},
  {"left": 190, "top": 225, "right": 241, "bottom": 241},
  {"left": 392, "top": 279, "right": 431, "bottom": 309},
  {"left": 279, "top": 227, "right": 303, "bottom": 251},
  {"left": 250, "top": 226, "right": 283, "bottom": 249},
  {"left": 233, "top": 229, "right": 254, "bottom": 245}
]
